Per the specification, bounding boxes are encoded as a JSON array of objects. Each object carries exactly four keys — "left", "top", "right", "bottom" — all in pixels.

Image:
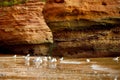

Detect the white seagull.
[
  {"left": 24, "top": 56, "right": 30, "bottom": 66},
  {"left": 86, "top": 59, "right": 90, "bottom": 63},
  {"left": 49, "top": 58, "right": 57, "bottom": 68},
  {"left": 51, "top": 58, "right": 57, "bottom": 63},
  {"left": 13, "top": 55, "right": 17, "bottom": 58},
  {"left": 60, "top": 57, "right": 64, "bottom": 61},
  {"left": 43, "top": 56, "right": 48, "bottom": 62},
  {"left": 113, "top": 57, "right": 119, "bottom": 62},
  {"left": 26, "top": 54, "right": 30, "bottom": 57},
  {"left": 48, "top": 56, "right": 51, "bottom": 60},
  {"left": 33, "top": 57, "right": 43, "bottom": 68}
]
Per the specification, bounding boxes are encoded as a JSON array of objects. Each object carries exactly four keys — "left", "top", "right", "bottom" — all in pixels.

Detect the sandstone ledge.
[
  {"left": 0, "top": 0, "right": 53, "bottom": 55},
  {"left": 43, "top": 0, "right": 120, "bottom": 57}
]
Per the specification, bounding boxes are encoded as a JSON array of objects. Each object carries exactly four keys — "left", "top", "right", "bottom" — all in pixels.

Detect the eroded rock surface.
[
  {"left": 43, "top": 0, "right": 120, "bottom": 57},
  {"left": 0, "top": 0, "right": 53, "bottom": 55}
]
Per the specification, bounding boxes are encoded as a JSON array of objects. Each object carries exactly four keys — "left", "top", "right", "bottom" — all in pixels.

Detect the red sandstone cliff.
[
  {"left": 0, "top": 0, "right": 53, "bottom": 55},
  {"left": 43, "top": 0, "right": 120, "bottom": 57}
]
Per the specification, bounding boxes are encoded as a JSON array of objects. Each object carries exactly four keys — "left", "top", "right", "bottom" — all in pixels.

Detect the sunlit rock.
[
  {"left": 43, "top": 0, "right": 120, "bottom": 57},
  {"left": 0, "top": 0, "right": 53, "bottom": 55}
]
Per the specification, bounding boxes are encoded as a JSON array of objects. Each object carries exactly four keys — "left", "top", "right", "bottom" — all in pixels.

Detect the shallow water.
[{"left": 0, "top": 56, "right": 120, "bottom": 80}]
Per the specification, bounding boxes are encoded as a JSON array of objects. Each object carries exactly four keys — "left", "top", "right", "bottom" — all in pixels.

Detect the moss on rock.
[{"left": 0, "top": 0, "right": 28, "bottom": 7}]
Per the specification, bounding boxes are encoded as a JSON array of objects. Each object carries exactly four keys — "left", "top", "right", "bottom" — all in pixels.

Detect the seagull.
[
  {"left": 36, "top": 57, "right": 42, "bottom": 63},
  {"left": 26, "top": 54, "right": 30, "bottom": 57},
  {"left": 33, "top": 57, "right": 43, "bottom": 68},
  {"left": 13, "top": 55, "right": 17, "bottom": 58},
  {"left": 60, "top": 57, "right": 64, "bottom": 61},
  {"left": 49, "top": 58, "right": 57, "bottom": 68},
  {"left": 86, "top": 59, "right": 90, "bottom": 62},
  {"left": 43, "top": 56, "right": 48, "bottom": 62},
  {"left": 48, "top": 56, "right": 51, "bottom": 60},
  {"left": 13, "top": 55, "right": 17, "bottom": 62},
  {"left": 25, "top": 56, "right": 30, "bottom": 61},
  {"left": 51, "top": 58, "right": 57, "bottom": 63},
  {"left": 59, "top": 57, "right": 64, "bottom": 63},
  {"left": 24, "top": 56, "right": 30, "bottom": 66},
  {"left": 113, "top": 57, "right": 119, "bottom": 62}
]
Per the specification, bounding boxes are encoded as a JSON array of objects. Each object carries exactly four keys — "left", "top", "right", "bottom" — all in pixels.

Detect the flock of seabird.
[
  {"left": 11, "top": 54, "right": 119, "bottom": 80},
  {"left": 13, "top": 54, "right": 119, "bottom": 69},
  {"left": 13, "top": 54, "right": 64, "bottom": 69}
]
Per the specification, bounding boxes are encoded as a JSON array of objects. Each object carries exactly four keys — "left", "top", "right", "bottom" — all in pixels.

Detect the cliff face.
[
  {"left": 0, "top": 0, "right": 53, "bottom": 55},
  {"left": 43, "top": 0, "right": 120, "bottom": 57}
]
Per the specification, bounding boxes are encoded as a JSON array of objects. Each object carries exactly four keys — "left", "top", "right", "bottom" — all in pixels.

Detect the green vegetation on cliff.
[
  {"left": 0, "top": 0, "right": 28, "bottom": 7},
  {"left": 0, "top": 0, "right": 46, "bottom": 7}
]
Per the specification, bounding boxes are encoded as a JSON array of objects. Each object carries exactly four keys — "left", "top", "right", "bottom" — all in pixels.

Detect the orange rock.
[
  {"left": 43, "top": 0, "right": 120, "bottom": 21},
  {"left": 43, "top": 0, "right": 120, "bottom": 57},
  {"left": 0, "top": 0, "right": 53, "bottom": 55}
]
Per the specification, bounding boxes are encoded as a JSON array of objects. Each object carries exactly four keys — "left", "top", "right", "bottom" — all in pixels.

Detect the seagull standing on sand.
[
  {"left": 24, "top": 55, "right": 30, "bottom": 66},
  {"left": 13, "top": 55, "right": 17, "bottom": 58},
  {"left": 43, "top": 57, "right": 48, "bottom": 62},
  {"left": 59, "top": 57, "right": 64, "bottom": 63},
  {"left": 113, "top": 57, "right": 119, "bottom": 63},
  {"left": 13, "top": 54, "right": 17, "bottom": 67},
  {"left": 86, "top": 59, "right": 90, "bottom": 63},
  {"left": 49, "top": 58, "right": 57, "bottom": 68},
  {"left": 13, "top": 55, "right": 17, "bottom": 61},
  {"left": 48, "top": 56, "right": 51, "bottom": 60},
  {"left": 60, "top": 57, "right": 64, "bottom": 61},
  {"left": 33, "top": 57, "right": 43, "bottom": 68},
  {"left": 52, "top": 58, "right": 57, "bottom": 63},
  {"left": 26, "top": 54, "right": 30, "bottom": 57}
]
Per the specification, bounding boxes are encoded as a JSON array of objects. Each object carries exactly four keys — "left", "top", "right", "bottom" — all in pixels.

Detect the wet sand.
[{"left": 0, "top": 55, "right": 120, "bottom": 80}]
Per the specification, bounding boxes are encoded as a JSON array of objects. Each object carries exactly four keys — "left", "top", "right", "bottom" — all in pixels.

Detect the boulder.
[
  {"left": 0, "top": 0, "right": 53, "bottom": 55},
  {"left": 43, "top": 0, "right": 120, "bottom": 57}
]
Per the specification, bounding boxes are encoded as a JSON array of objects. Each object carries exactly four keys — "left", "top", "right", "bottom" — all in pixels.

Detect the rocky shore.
[{"left": 0, "top": 0, "right": 120, "bottom": 57}]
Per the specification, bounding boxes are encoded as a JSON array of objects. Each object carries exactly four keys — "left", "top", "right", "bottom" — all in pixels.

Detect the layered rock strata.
[
  {"left": 0, "top": 0, "right": 53, "bottom": 55},
  {"left": 43, "top": 0, "right": 120, "bottom": 57}
]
